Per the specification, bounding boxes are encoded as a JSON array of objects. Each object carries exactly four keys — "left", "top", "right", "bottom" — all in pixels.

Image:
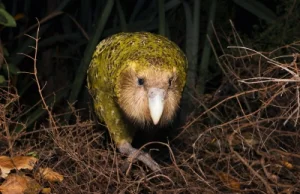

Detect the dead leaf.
[
  {"left": 14, "top": 13, "right": 25, "bottom": 21},
  {"left": 232, "top": 132, "right": 259, "bottom": 147},
  {"left": 281, "top": 160, "right": 293, "bottom": 169},
  {"left": 12, "top": 156, "right": 38, "bottom": 171},
  {"left": 218, "top": 172, "right": 241, "bottom": 191},
  {"left": 0, "top": 174, "right": 42, "bottom": 194},
  {"left": 0, "top": 156, "right": 14, "bottom": 178},
  {"left": 0, "top": 156, "right": 38, "bottom": 178},
  {"left": 38, "top": 167, "right": 64, "bottom": 182},
  {"left": 41, "top": 188, "right": 51, "bottom": 194}
]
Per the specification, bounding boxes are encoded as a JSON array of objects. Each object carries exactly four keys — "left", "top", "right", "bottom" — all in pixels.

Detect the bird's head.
[{"left": 115, "top": 59, "right": 186, "bottom": 126}]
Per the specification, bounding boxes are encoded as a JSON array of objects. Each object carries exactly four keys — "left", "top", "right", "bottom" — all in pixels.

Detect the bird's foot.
[{"left": 118, "top": 141, "right": 161, "bottom": 172}]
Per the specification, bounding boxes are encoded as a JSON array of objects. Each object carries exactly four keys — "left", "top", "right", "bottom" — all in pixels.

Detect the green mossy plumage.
[{"left": 87, "top": 32, "right": 187, "bottom": 145}]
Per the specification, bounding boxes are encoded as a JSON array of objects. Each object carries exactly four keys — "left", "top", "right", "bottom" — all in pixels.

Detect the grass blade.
[
  {"left": 65, "top": 0, "right": 115, "bottom": 122},
  {"left": 232, "top": 0, "right": 276, "bottom": 23}
]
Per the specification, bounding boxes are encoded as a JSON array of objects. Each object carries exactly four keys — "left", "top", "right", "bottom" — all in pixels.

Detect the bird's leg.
[{"left": 118, "top": 141, "right": 161, "bottom": 172}]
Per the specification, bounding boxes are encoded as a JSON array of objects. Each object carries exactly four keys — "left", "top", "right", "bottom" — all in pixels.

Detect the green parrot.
[{"left": 87, "top": 32, "right": 187, "bottom": 171}]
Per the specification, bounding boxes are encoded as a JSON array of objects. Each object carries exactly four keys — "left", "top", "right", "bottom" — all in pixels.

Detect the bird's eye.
[
  {"left": 168, "top": 78, "right": 173, "bottom": 87},
  {"left": 138, "top": 78, "right": 144, "bottom": 86}
]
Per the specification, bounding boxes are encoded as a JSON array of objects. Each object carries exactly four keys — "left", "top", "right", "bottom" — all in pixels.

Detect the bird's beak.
[{"left": 148, "top": 88, "right": 166, "bottom": 125}]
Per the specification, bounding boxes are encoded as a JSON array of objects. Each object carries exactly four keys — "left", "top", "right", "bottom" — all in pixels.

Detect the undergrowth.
[{"left": 1, "top": 22, "right": 300, "bottom": 194}]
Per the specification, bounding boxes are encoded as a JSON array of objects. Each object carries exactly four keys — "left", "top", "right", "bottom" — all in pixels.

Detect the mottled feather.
[{"left": 87, "top": 32, "right": 187, "bottom": 154}]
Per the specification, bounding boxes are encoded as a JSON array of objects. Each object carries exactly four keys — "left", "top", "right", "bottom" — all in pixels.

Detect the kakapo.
[{"left": 87, "top": 32, "right": 187, "bottom": 171}]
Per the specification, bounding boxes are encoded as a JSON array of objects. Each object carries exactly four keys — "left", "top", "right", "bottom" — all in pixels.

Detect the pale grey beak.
[{"left": 148, "top": 88, "right": 166, "bottom": 125}]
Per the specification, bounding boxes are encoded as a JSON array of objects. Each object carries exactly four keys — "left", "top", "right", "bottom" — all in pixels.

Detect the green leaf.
[
  {"left": 0, "top": 8, "right": 16, "bottom": 27},
  {"left": 26, "top": 151, "right": 39, "bottom": 158},
  {"left": 0, "top": 75, "right": 5, "bottom": 84}
]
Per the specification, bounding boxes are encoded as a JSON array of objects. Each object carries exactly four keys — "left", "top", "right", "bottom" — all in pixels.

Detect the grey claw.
[{"left": 118, "top": 142, "right": 161, "bottom": 172}]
